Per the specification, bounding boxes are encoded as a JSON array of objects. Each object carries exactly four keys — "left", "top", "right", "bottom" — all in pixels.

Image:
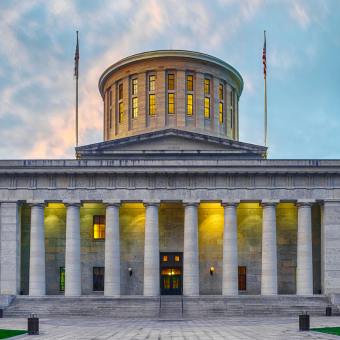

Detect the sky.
[{"left": 0, "top": 0, "right": 339, "bottom": 160}]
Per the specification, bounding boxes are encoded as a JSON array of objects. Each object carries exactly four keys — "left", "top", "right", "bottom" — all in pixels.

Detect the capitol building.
[{"left": 1, "top": 50, "right": 339, "bottom": 316}]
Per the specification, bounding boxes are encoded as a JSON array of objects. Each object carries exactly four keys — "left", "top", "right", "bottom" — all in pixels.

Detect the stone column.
[
  {"left": 143, "top": 200, "right": 160, "bottom": 296},
  {"left": 28, "top": 201, "right": 47, "bottom": 295},
  {"left": 64, "top": 202, "right": 82, "bottom": 296},
  {"left": 222, "top": 200, "right": 240, "bottom": 295},
  {"left": 183, "top": 201, "right": 200, "bottom": 296},
  {"left": 103, "top": 200, "right": 121, "bottom": 296},
  {"left": 260, "top": 200, "right": 279, "bottom": 295},
  {"left": 0, "top": 201, "right": 21, "bottom": 295},
  {"left": 296, "top": 200, "right": 315, "bottom": 295}
]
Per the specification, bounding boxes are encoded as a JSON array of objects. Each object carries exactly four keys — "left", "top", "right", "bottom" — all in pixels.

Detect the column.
[
  {"left": 28, "top": 201, "right": 47, "bottom": 295},
  {"left": 260, "top": 200, "right": 279, "bottom": 295},
  {"left": 103, "top": 201, "right": 121, "bottom": 296},
  {"left": 296, "top": 200, "right": 314, "bottom": 295},
  {"left": 0, "top": 201, "right": 21, "bottom": 295},
  {"left": 222, "top": 201, "right": 239, "bottom": 295},
  {"left": 183, "top": 201, "right": 200, "bottom": 296},
  {"left": 64, "top": 202, "right": 82, "bottom": 296},
  {"left": 143, "top": 200, "right": 160, "bottom": 296}
]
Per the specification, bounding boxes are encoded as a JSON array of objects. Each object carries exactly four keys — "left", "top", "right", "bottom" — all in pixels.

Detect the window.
[
  {"left": 219, "top": 102, "right": 223, "bottom": 123},
  {"left": 238, "top": 266, "right": 246, "bottom": 290},
  {"left": 149, "top": 75, "right": 155, "bottom": 91},
  {"left": 109, "top": 108, "right": 112, "bottom": 129},
  {"left": 187, "top": 75, "right": 193, "bottom": 91},
  {"left": 93, "top": 215, "right": 105, "bottom": 239},
  {"left": 168, "top": 74, "right": 174, "bottom": 90},
  {"left": 187, "top": 94, "right": 193, "bottom": 115},
  {"left": 205, "top": 79, "right": 210, "bottom": 95},
  {"left": 219, "top": 84, "right": 223, "bottom": 100},
  {"left": 60, "top": 267, "right": 65, "bottom": 291},
  {"left": 119, "top": 84, "right": 123, "bottom": 100},
  {"left": 168, "top": 93, "right": 174, "bottom": 114},
  {"left": 132, "top": 79, "right": 138, "bottom": 95},
  {"left": 205, "top": 97, "right": 210, "bottom": 118},
  {"left": 119, "top": 102, "right": 123, "bottom": 123},
  {"left": 175, "top": 256, "right": 179, "bottom": 262},
  {"left": 132, "top": 97, "right": 138, "bottom": 118},
  {"left": 93, "top": 267, "right": 104, "bottom": 291},
  {"left": 149, "top": 94, "right": 155, "bottom": 115},
  {"left": 110, "top": 90, "right": 112, "bottom": 106},
  {"left": 163, "top": 256, "right": 168, "bottom": 262},
  {"left": 230, "top": 90, "right": 233, "bottom": 128}
]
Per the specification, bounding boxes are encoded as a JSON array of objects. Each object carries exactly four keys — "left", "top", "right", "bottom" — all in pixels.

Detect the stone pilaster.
[
  {"left": 183, "top": 201, "right": 200, "bottom": 296},
  {"left": 296, "top": 200, "right": 315, "bottom": 295},
  {"left": 103, "top": 200, "right": 121, "bottom": 296},
  {"left": 28, "top": 201, "right": 47, "bottom": 296},
  {"left": 260, "top": 200, "right": 279, "bottom": 295},
  {"left": 143, "top": 200, "right": 161, "bottom": 296},
  {"left": 222, "top": 200, "right": 239, "bottom": 295},
  {"left": 64, "top": 201, "right": 82, "bottom": 296}
]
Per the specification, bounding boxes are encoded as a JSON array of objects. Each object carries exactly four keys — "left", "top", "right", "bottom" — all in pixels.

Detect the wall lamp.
[
  {"left": 128, "top": 268, "right": 132, "bottom": 277},
  {"left": 210, "top": 267, "right": 214, "bottom": 276}
]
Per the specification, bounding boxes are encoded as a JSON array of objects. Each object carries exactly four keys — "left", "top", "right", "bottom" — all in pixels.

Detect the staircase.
[{"left": 3, "top": 295, "right": 338, "bottom": 318}]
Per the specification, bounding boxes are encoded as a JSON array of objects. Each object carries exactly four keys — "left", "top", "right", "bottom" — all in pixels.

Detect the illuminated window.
[
  {"left": 149, "top": 75, "right": 155, "bottom": 91},
  {"left": 60, "top": 267, "right": 65, "bottom": 291},
  {"left": 205, "top": 79, "right": 210, "bottom": 95},
  {"left": 168, "top": 74, "right": 174, "bottom": 90},
  {"left": 109, "top": 108, "right": 112, "bottom": 129},
  {"left": 93, "top": 215, "right": 105, "bottom": 239},
  {"left": 205, "top": 97, "right": 210, "bottom": 118},
  {"left": 93, "top": 267, "right": 104, "bottom": 291},
  {"left": 187, "top": 75, "right": 193, "bottom": 91},
  {"left": 110, "top": 90, "right": 112, "bottom": 106},
  {"left": 149, "top": 94, "right": 155, "bottom": 115},
  {"left": 238, "top": 266, "right": 246, "bottom": 290},
  {"left": 187, "top": 94, "right": 193, "bottom": 115},
  {"left": 175, "top": 256, "right": 179, "bottom": 262},
  {"left": 119, "top": 84, "right": 123, "bottom": 100},
  {"left": 219, "top": 102, "right": 223, "bottom": 123},
  {"left": 230, "top": 91, "right": 233, "bottom": 128},
  {"left": 163, "top": 256, "right": 168, "bottom": 262},
  {"left": 132, "top": 79, "right": 138, "bottom": 95},
  {"left": 168, "top": 93, "right": 174, "bottom": 114},
  {"left": 119, "top": 102, "right": 123, "bottom": 123},
  {"left": 219, "top": 84, "right": 223, "bottom": 100},
  {"left": 132, "top": 97, "right": 138, "bottom": 118}
]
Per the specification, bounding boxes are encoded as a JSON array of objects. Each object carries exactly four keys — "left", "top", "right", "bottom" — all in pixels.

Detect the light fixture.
[
  {"left": 128, "top": 268, "right": 132, "bottom": 277},
  {"left": 210, "top": 267, "right": 214, "bottom": 276}
]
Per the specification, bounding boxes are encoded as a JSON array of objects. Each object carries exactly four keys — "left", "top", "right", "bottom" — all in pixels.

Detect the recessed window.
[
  {"left": 238, "top": 266, "right": 246, "bottom": 290},
  {"left": 132, "top": 79, "right": 138, "bottom": 95},
  {"left": 119, "top": 102, "right": 123, "bottom": 123},
  {"left": 109, "top": 108, "right": 112, "bottom": 129},
  {"left": 163, "top": 256, "right": 168, "bottom": 262},
  {"left": 205, "top": 97, "right": 210, "bottom": 118},
  {"left": 205, "top": 79, "right": 210, "bottom": 95},
  {"left": 132, "top": 97, "right": 138, "bottom": 118},
  {"left": 110, "top": 90, "right": 112, "bottom": 106},
  {"left": 175, "top": 256, "right": 179, "bottom": 262},
  {"left": 119, "top": 84, "right": 123, "bottom": 100},
  {"left": 149, "top": 94, "right": 155, "bottom": 115},
  {"left": 168, "top": 93, "right": 174, "bottom": 114},
  {"left": 219, "top": 102, "right": 223, "bottom": 123},
  {"left": 187, "top": 75, "right": 193, "bottom": 91},
  {"left": 94, "top": 215, "right": 105, "bottom": 239},
  {"left": 168, "top": 74, "right": 174, "bottom": 90},
  {"left": 60, "top": 267, "right": 65, "bottom": 291},
  {"left": 93, "top": 267, "right": 104, "bottom": 292},
  {"left": 219, "top": 84, "right": 223, "bottom": 100},
  {"left": 149, "top": 75, "right": 155, "bottom": 91},
  {"left": 187, "top": 94, "right": 193, "bottom": 115}
]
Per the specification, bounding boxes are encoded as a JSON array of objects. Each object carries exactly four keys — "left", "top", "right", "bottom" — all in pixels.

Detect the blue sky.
[{"left": 0, "top": 0, "right": 339, "bottom": 159}]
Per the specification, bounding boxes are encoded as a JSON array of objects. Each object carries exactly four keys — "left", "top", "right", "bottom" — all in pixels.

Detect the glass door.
[{"left": 161, "top": 268, "right": 181, "bottom": 295}]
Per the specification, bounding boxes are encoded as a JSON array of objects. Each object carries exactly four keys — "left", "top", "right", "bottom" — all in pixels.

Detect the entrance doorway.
[{"left": 160, "top": 252, "right": 182, "bottom": 295}]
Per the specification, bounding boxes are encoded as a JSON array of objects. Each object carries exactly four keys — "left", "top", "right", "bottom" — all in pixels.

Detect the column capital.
[
  {"left": 63, "top": 201, "right": 82, "bottom": 208},
  {"left": 295, "top": 199, "right": 315, "bottom": 207},
  {"left": 143, "top": 200, "right": 161, "bottom": 207},
  {"left": 27, "top": 200, "right": 47, "bottom": 208},
  {"left": 103, "top": 200, "right": 121, "bottom": 207},
  {"left": 182, "top": 201, "right": 200, "bottom": 207},
  {"left": 222, "top": 200, "right": 240, "bottom": 207},
  {"left": 260, "top": 199, "right": 280, "bottom": 207}
]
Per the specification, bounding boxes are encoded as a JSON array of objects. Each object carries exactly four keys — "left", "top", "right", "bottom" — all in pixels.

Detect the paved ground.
[{"left": 1, "top": 316, "right": 340, "bottom": 339}]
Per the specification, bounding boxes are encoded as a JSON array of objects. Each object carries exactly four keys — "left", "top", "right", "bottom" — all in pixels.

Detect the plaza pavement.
[{"left": 1, "top": 316, "right": 340, "bottom": 339}]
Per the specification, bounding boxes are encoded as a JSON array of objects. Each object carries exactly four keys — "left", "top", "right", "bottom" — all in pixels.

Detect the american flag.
[
  {"left": 74, "top": 32, "right": 79, "bottom": 79},
  {"left": 263, "top": 32, "right": 266, "bottom": 79}
]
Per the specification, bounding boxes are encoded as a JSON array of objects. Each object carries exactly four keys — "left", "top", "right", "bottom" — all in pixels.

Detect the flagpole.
[
  {"left": 264, "top": 30, "right": 267, "bottom": 158},
  {"left": 75, "top": 31, "right": 79, "bottom": 159}
]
